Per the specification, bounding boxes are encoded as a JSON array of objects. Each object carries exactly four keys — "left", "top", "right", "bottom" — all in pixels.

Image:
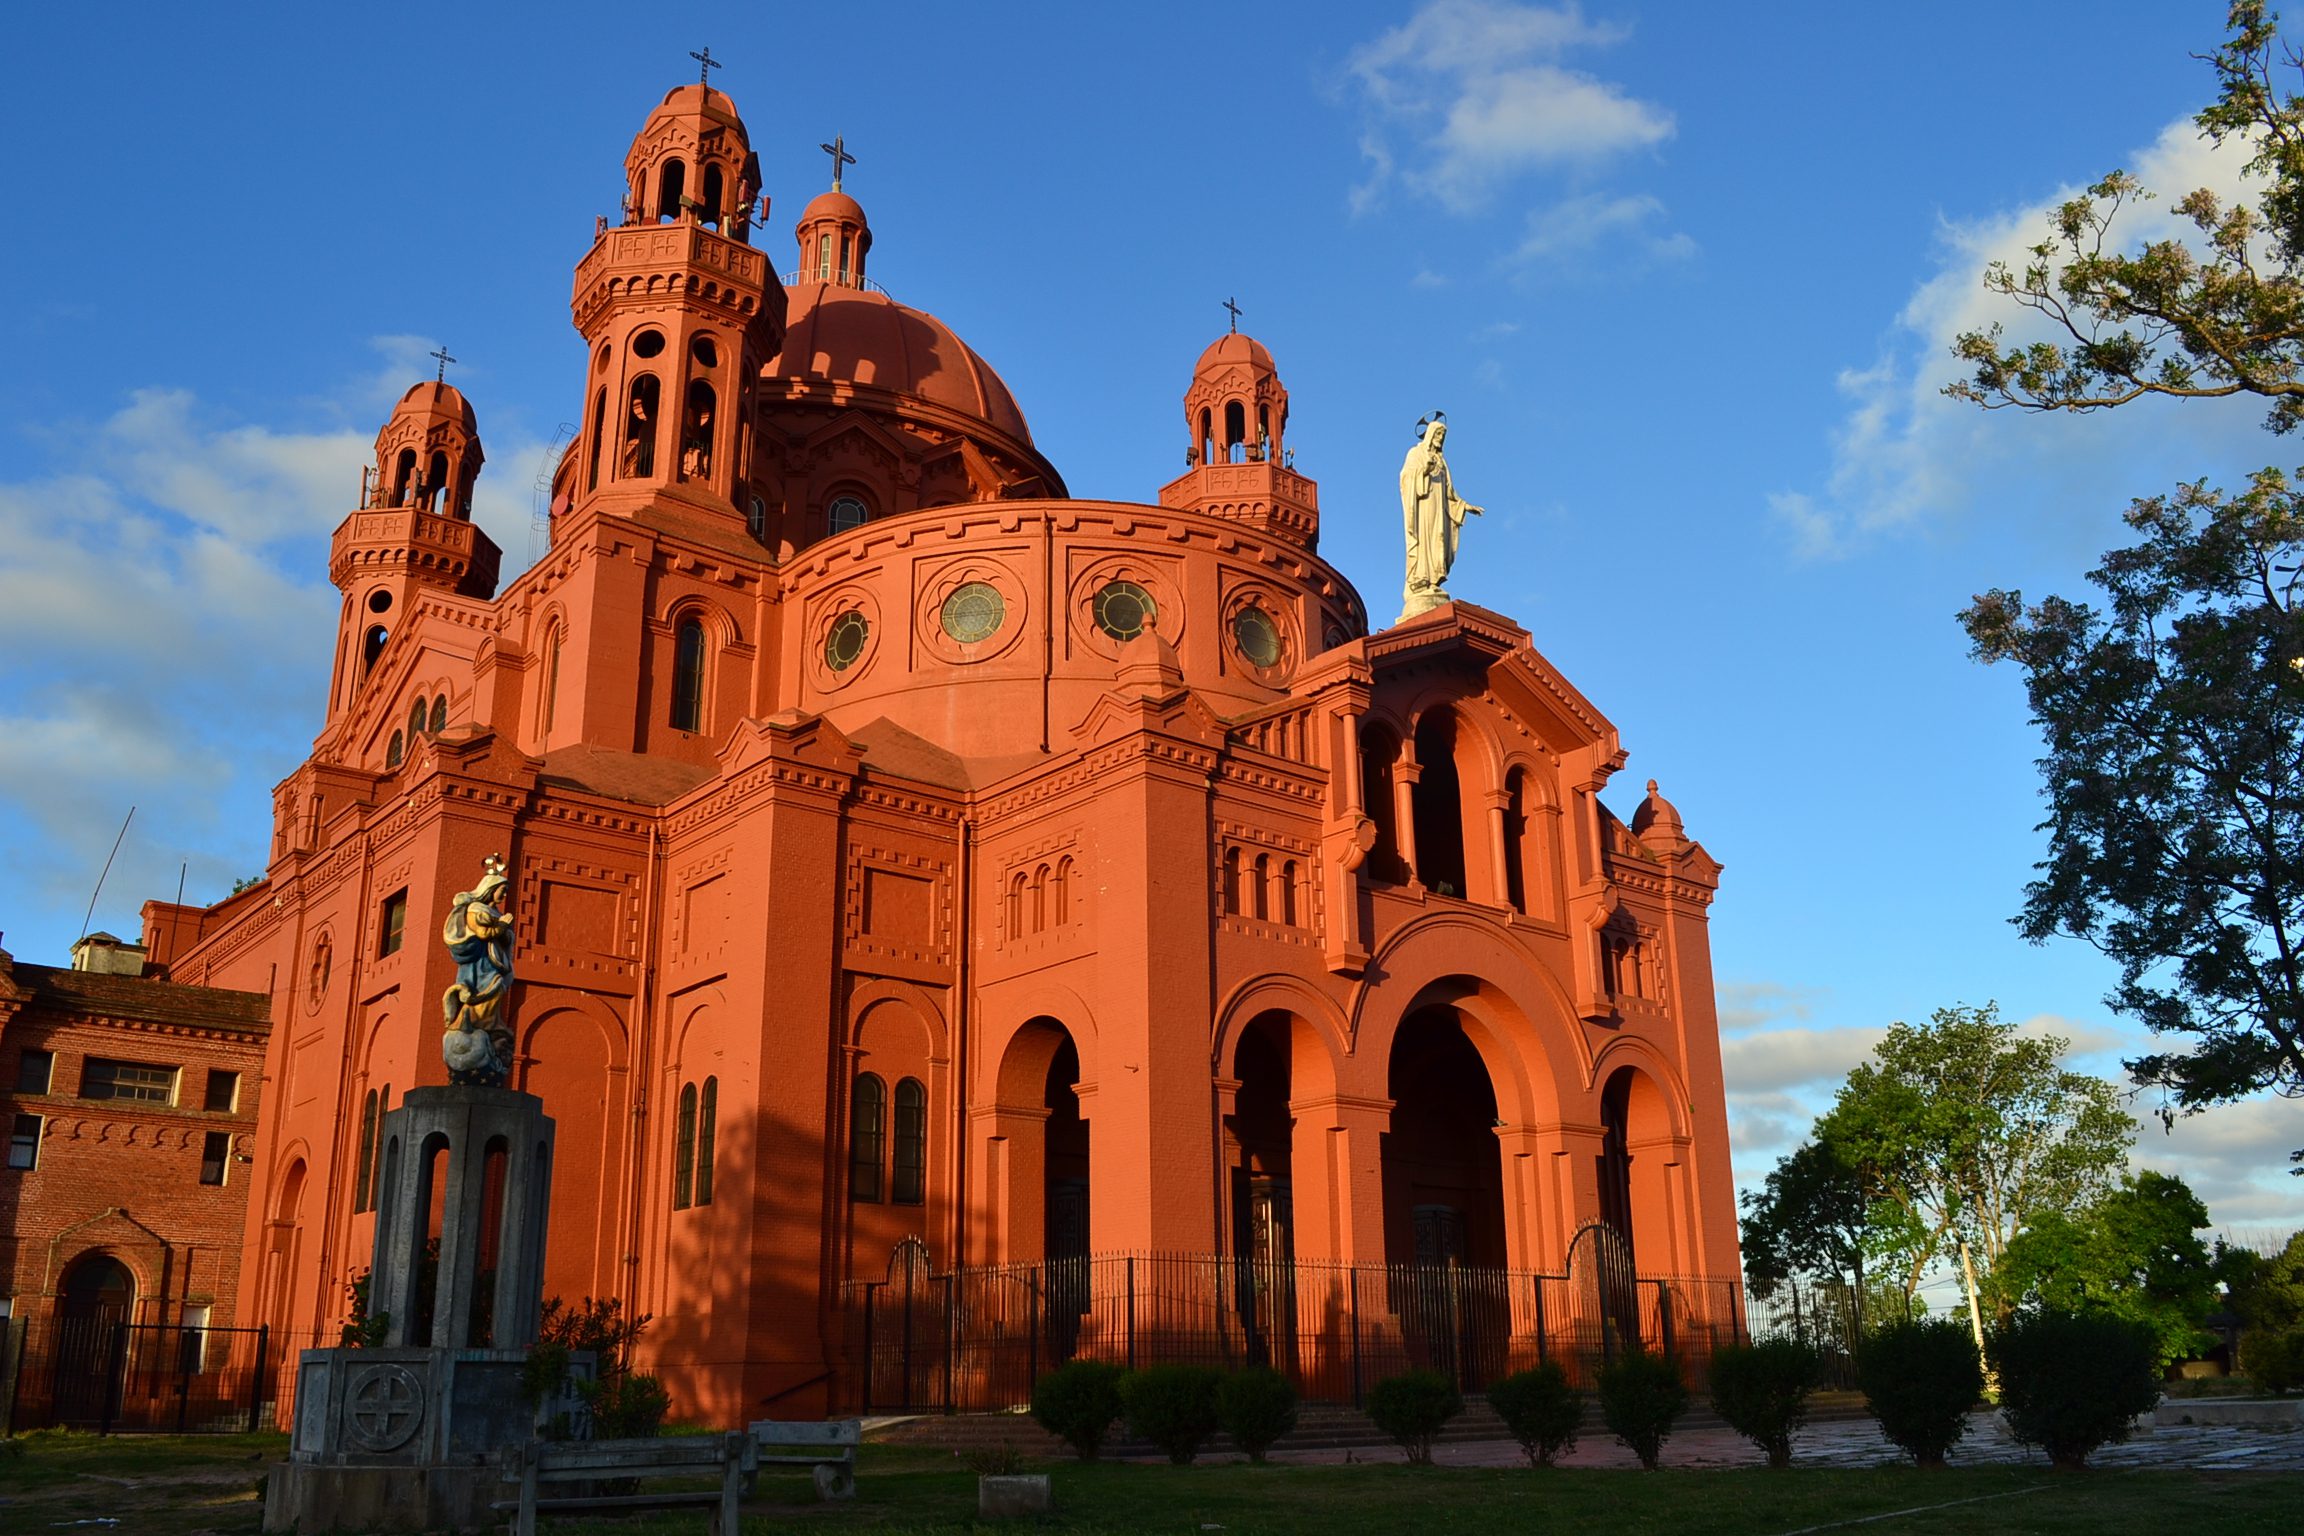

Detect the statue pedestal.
[{"left": 265, "top": 1085, "right": 560, "bottom": 1533}]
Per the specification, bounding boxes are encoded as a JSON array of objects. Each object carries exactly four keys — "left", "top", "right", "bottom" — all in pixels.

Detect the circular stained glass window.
[
  {"left": 824, "top": 609, "right": 870, "bottom": 672},
  {"left": 940, "top": 582, "right": 1006, "bottom": 644},
  {"left": 1232, "top": 605, "right": 1282, "bottom": 668},
  {"left": 1092, "top": 580, "right": 1157, "bottom": 641}
]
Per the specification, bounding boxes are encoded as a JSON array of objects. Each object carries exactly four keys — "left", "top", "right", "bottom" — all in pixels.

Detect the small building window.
[
  {"left": 409, "top": 699, "right": 429, "bottom": 741},
  {"left": 892, "top": 1077, "right": 926, "bottom": 1206},
  {"left": 179, "top": 1302, "right": 211, "bottom": 1373},
  {"left": 7, "top": 1114, "right": 39, "bottom": 1171},
  {"left": 204, "top": 1071, "right": 240, "bottom": 1114},
  {"left": 542, "top": 624, "right": 564, "bottom": 735},
  {"left": 823, "top": 609, "right": 870, "bottom": 673},
  {"left": 673, "top": 1082, "right": 697, "bottom": 1211},
  {"left": 696, "top": 1077, "right": 717, "bottom": 1207},
  {"left": 429, "top": 696, "right": 448, "bottom": 734},
  {"left": 81, "top": 1058, "right": 180, "bottom": 1106},
  {"left": 826, "top": 495, "right": 868, "bottom": 534},
  {"left": 1092, "top": 580, "right": 1157, "bottom": 641},
  {"left": 15, "top": 1049, "right": 53, "bottom": 1095},
  {"left": 353, "top": 1089, "right": 379, "bottom": 1212},
  {"left": 671, "top": 617, "right": 706, "bottom": 732},
  {"left": 386, "top": 730, "right": 405, "bottom": 770},
  {"left": 198, "top": 1131, "right": 231, "bottom": 1186},
  {"left": 364, "top": 625, "right": 390, "bottom": 674},
  {"left": 379, "top": 890, "right": 409, "bottom": 957},
  {"left": 850, "top": 1073, "right": 886, "bottom": 1203}
]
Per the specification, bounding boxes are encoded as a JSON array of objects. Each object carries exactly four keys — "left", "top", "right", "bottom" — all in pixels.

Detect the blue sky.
[{"left": 4, "top": 2, "right": 2298, "bottom": 1247}]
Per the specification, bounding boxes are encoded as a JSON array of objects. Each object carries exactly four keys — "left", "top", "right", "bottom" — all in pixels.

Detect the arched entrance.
[
  {"left": 1381, "top": 1006, "right": 1505, "bottom": 1268},
  {"left": 1598, "top": 1064, "right": 1680, "bottom": 1276},
  {"left": 1226, "top": 1013, "right": 1297, "bottom": 1367},
  {"left": 52, "top": 1253, "right": 136, "bottom": 1426}
]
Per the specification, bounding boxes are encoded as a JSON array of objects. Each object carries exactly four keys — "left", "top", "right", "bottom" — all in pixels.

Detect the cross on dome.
[
  {"left": 820, "top": 135, "right": 856, "bottom": 191},
  {"left": 1223, "top": 296, "right": 1243, "bottom": 334},
  {"left": 689, "top": 46, "right": 721, "bottom": 85},
  {"left": 429, "top": 345, "right": 457, "bottom": 383}
]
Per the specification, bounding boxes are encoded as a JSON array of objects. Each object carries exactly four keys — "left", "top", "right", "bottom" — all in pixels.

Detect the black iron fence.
[
  {"left": 1740, "top": 1276, "right": 1916, "bottom": 1391},
  {"left": 841, "top": 1251, "right": 1750, "bottom": 1413},
  {"left": 0, "top": 1316, "right": 289, "bottom": 1435}
]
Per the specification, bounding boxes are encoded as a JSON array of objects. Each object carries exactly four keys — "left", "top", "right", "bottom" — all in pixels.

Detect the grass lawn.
[{"left": 1, "top": 1435, "right": 2295, "bottom": 1535}]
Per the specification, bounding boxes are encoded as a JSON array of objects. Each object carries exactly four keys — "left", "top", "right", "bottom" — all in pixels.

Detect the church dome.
[
  {"left": 389, "top": 379, "right": 476, "bottom": 432},
  {"left": 770, "top": 283, "right": 1035, "bottom": 445},
  {"left": 799, "top": 188, "right": 865, "bottom": 227},
  {"left": 1194, "top": 331, "right": 1277, "bottom": 376},
  {"left": 644, "top": 83, "right": 747, "bottom": 138}
]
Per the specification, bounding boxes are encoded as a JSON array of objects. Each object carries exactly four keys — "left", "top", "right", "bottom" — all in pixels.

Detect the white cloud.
[
  {"left": 1345, "top": 1, "right": 1674, "bottom": 215},
  {"left": 1515, "top": 191, "right": 1696, "bottom": 265},
  {"left": 1715, "top": 979, "right": 1824, "bottom": 1035},
  {"left": 1721, "top": 1025, "right": 1888, "bottom": 1096},
  {"left": 1769, "top": 115, "right": 2273, "bottom": 559}
]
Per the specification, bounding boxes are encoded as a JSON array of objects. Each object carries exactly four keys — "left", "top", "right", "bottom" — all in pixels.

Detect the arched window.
[
  {"left": 1282, "top": 859, "right": 1300, "bottom": 927},
  {"left": 696, "top": 1076, "right": 718, "bottom": 1206},
  {"left": 893, "top": 1077, "right": 926, "bottom": 1205},
  {"left": 409, "top": 699, "right": 429, "bottom": 741},
  {"left": 1253, "top": 853, "right": 1272, "bottom": 921},
  {"left": 621, "top": 375, "right": 660, "bottom": 478},
  {"left": 363, "top": 625, "right": 389, "bottom": 674},
  {"left": 1031, "top": 865, "right": 1048, "bottom": 933},
  {"left": 1199, "top": 407, "right": 1214, "bottom": 465},
  {"left": 1222, "top": 847, "right": 1243, "bottom": 914},
  {"left": 673, "top": 1082, "right": 697, "bottom": 1210},
  {"left": 671, "top": 617, "right": 706, "bottom": 733},
  {"left": 657, "top": 158, "right": 686, "bottom": 221},
  {"left": 1224, "top": 400, "right": 1247, "bottom": 462},
  {"left": 541, "top": 624, "right": 563, "bottom": 735},
  {"left": 391, "top": 448, "right": 417, "bottom": 505},
  {"left": 850, "top": 1073, "right": 886, "bottom": 1203},
  {"left": 1054, "top": 856, "right": 1074, "bottom": 926},
  {"left": 1007, "top": 872, "right": 1027, "bottom": 939},
  {"left": 1504, "top": 769, "right": 1530, "bottom": 915},
  {"left": 353, "top": 1089, "right": 379, "bottom": 1212},
  {"left": 682, "top": 380, "right": 716, "bottom": 481},
  {"left": 1411, "top": 711, "right": 1467, "bottom": 896},
  {"left": 700, "top": 164, "right": 724, "bottom": 229},
  {"left": 827, "top": 494, "right": 869, "bottom": 534},
  {"left": 429, "top": 696, "right": 447, "bottom": 735},
  {"left": 818, "top": 231, "right": 834, "bottom": 281},
  {"left": 1360, "top": 724, "right": 1404, "bottom": 883},
  {"left": 386, "top": 730, "right": 404, "bottom": 769},
  {"left": 587, "top": 386, "right": 607, "bottom": 491},
  {"left": 424, "top": 450, "right": 450, "bottom": 510}
]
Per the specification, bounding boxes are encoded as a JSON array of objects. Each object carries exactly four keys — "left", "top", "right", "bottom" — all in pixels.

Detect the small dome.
[
  {"left": 390, "top": 380, "right": 477, "bottom": 432},
  {"left": 1629, "top": 778, "right": 1685, "bottom": 847},
  {"left": 800, "top": 189, "right": 866, "bottom": 227},
  {"left": 1194, "top": 331, "right": 1277, "bottom": 376},
  {"left": 770, "top": 283, "right": 1034, "bottom": 445},
  {"left": 646, "top": 83, "right": 747, "bottom": 137}
]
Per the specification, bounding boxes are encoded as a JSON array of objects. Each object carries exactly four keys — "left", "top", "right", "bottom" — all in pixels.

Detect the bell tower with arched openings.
[
  {"left": 323, "top": 379, "right": 502, "bottom": 723},
  {"left": 568, "top": 81, "right": 787, "bottom": 530},
  {"left": 1158, "top": 325, "right": 1320, "bottom": 547}
]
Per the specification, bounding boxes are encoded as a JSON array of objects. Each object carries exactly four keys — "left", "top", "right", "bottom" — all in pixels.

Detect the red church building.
[{"left": 135, "top": 79, "right": 1740, "bottom": 1419}]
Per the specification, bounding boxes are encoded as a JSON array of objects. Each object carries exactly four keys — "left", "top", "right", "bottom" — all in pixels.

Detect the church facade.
[{"left": 137, "top": 80, "right": 1739, "bottom": 1420}]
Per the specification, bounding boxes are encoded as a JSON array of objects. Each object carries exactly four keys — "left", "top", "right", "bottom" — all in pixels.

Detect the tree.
[
  {"left": 1948, "top": 4, "right": 2304, "bottom": 433},
  {"left": 1995, "top": 1170, "right": 2221, "bottom": 1366},
  {"left": 2221, "top": 1227, "right": 2304, "bottom": 1330},
  {"left": 1960, "top": 475, "right": 2304, "bottom": 1133},
  {"left": 1741, "top": 1138, "right": 1871, "bottom": 1306},
  {"left": 1823, "top": 1004, "right": 2133, "bottom": 1344}
]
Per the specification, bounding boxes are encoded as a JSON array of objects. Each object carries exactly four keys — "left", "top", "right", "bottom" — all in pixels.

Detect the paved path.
[{"left": 1262, "top": 1410, "right": 2304, "bottom": 1471}]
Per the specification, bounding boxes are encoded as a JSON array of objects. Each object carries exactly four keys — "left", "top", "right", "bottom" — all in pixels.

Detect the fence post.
[
  {"left": 1126, "top": 1256, "right": 1137, "bottom": 1371},
  {"left": 1026, "top": 1269, "right": 1041, "bottom": 1391},
  {"left": 1791, "top": 1278, "right": 1805, "bottom": 1347},
  {"left": 245, "top": 1325, "right": 269, "bottom": 1434},
  {"left": 1657, "top": 1281, "right": 1674, "bottom": 1360},
  {"left": 1533, "top": 1275, "right": 1547, "bottom": 1367},
  {"left": 900, "top": 1267, "right": 915, "bottom": 1412},
  {"left": 175, "top": 1325, "right": 193, "bottom": 1434},
  {"left": 0, "top": 1317, "right": 20, "bottom": 1437},
  {"left": 862, "top": 1287, "right": 877, "bottom": 1416},
  {"left": 99, "top": 1321, "right": 127, "bottom": 1436},
  {"left": 1444, "top": 1257, "right": 1465, "bottom": 1393},
  {"left": 1348, "top": 1268, "right": 1363, "bottom": 1410},
  {"left": 942, "top": 1274, "right": 956, "bottom": 1416},
  {"left": 1732, "top": 1280, "right": 1745, "bottom": 1347}
]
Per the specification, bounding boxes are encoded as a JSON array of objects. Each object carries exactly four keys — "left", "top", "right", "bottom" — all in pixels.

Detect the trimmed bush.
[
  {"left": 1216, "top": 1366, "right": 1299, "bottom": 1463},
  {"left": 1366, "top": 1369, "right": 1462, "bottom": 1465},
  {"left": 1121, "top": 1364, "right": 1224, "bottom": 1465},
  {"left": 1708, "top": 1338, "right": 1821, "bottom": 1468},
  {"left": 1486, "top": 1362, "right": 1582, "bottom": 1467},
  {"left": 1597, "top": 1348, "right": 1687, "bottom": 1470},
  {"left": 1031, "top": 1359, "right": 1127, "bottom": 1460},
  {"left": 1857, "top": 1317, "right": 1984, "bottom": 1467},
  {"left": 2241, "top": 1327, "right": 2304, "bottom": 1395},
  {"left": 1989, "top": 1309, "right": 2160, "bottom": 1469}
]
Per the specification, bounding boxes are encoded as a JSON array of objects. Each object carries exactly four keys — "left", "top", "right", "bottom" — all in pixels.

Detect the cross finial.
[
  {"left": 429, "top": 345, "right": 456, "bottom": 383},
  {"left": 1223, "top": 296, "right": 1243, "bottom": 334},
  {"left": 690, "top": 46, "right": 721, "bottom": 86},
  {"left": 820, "top": 134, "right": 856, "bottom": 191}
]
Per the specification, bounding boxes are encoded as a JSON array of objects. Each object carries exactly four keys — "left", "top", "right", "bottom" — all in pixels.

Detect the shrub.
[
  {"left": 1031, "top": 1360, "right": 1127, "bottom": 1460},
  {"left": 1216, "top": 1366, "right": 1299, "bottom": 1463},
  {"left": 1857, "top": 1317, "right": 1984, "bottom": 1467},
  {"left": 593, "top": 1372, "right": 671, "bottom": 1438},
  {"left": 1366, "top": 1369, "right": 1462, "bottom": 1465},
  {"left": 1121, "top": 1364, "right": 1224, "bottom": 1465},
  {"left": 1708, "top": 1338, "right": 1821, "bottom": 1468},
  {"left": 1486, "top": 1362, "right": 1582, "bottom": 1467},
  {"left": 964, "top": 1443, "right": 1028, "bottom": 1477},
  {"left": 1597, "top": 1348, "right": 1687, "bottom": 1470},
  {"left": 1988, "top": 1309, "right": 2160, "bottom": 1469},
  {"left": 2241, "top": 1327, "right": 2304, "bottom": 1395}
]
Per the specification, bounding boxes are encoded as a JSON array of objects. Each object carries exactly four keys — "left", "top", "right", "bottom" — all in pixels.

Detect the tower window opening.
[
  {"left": 391, "top": 448, "right": 418, "bottom": 505},
  {"left": 587, "top": 386, "right": 607, "bottom": 491},
  {"left": 424, "top": 451, "right": 449, "bottom": 512},
  {"left": 1504, "top": 768, "right": 1530, "bottom": 914},
  {"left": 671, "top": 616, "right": 706, "bottom": 733},
  {"left": 682, "top": 380, "right": 716, "bottom": 480},
  {"left": 1252, "top": 853, "right": 1271, "bottom": 921},
  {"left": 367, "top": 589, "right": 392, "bottom": 615},
  {"left": 850, "top": 1073, "right": 886, "bottom": 1202},
  {"left": 542, "top": 624, "right": 563, "bottom": 735},
  {"left": 892, "top": 1077, "right": 926, "bottom": 1205},
  {"left": 1199, "top": 408, "right": 1214, "bottom": 466},
  {"left": 1256, "top": 404, "right": 1272, "bottom": 461},
  {"left": 621, "top": 375, "right": 660, "bottom": 478},
  {"left": 1224, "top": 400, "right": 1247, "bottom": 463},
  {"left": 631, "top": 329, "right": 666, "bottom": 359},
  {"left": 1411, "top": 710, "right": 1468, "bottom": 897},
  {"left": 1223, "top": 846, "right": 1243, "bottom": 914},
  {"left": 839, "top": 233, "right": 853, "bottom": 285},
  {"left": 657, "top": 158, "right": 686, "bottom": 222},
  {"left": 673, "top": 1082, "right": 697, "bottom": 1209},
  {"left": 818, "top": 232, "right": 834, "bottom": 282},
  {"left": 363, "top": 625, "right": 389, "bottom": 674},
  {"left": 690, "top": 335, "right": 718, "bottom": 368},
  {"left": 747, "top": 494, "right": 766, "bottom": 541},
  {"left": 700, "top": 164, "right": 725, "bottom": 229}
]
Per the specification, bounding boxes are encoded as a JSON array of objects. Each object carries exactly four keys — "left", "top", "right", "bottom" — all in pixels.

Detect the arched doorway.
[
  {"left": 1227, "top": 1014, "right": 1296, "bottom": 1367},
  {"left": 52, "top": 1253, "right": 136, "bottom": 1426},
  {"left": 1597, "top": 1064, "right": 1678, "bottom": 1276},
  {"left": 1381, "top": 1005, "right": 1508, "bottom": 1383}
]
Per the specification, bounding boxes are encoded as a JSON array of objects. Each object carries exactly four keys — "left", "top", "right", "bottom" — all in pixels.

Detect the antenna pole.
[{"left": 79, "top": 806, "right": 136, "bottom": 943}]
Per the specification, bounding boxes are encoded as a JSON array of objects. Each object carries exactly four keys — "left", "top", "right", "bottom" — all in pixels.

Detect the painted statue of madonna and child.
[{"left": 440, "top": 854, "right": 517, "bottom": 1086}]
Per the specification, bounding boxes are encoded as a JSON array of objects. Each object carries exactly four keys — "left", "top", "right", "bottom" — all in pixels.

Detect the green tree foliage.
[
  {"left": 1823, "top": 1004, "right": 2132, "bottom": 1325},
  {"left": 1856, "top": 1318, "right": 1987, "bottom": 1467},
  {"left": 1365, "top": 1370, "right": 1462, "bottom": 1465},
  {"left": 1740, "top": 1139, "right": 1872, "bottom": 1307},
  {"left": 1030, "top": 1360, "right": 1127, "bottom": 1460},
  {"left": 1961, "top": 478, "right": 2304, "bottom": 1132},
  {"left": 1485, "top": 1363, "right": 1582, "bottom": 1467},
  {"left": 1995, "top": 1171, "right": 2220, "bottom": 1367},
  {"left": 523, "top": 1296, "right": 666, "bottom": 1439},
  {"left": 2221, "top": 1228, "right": 2304, "bottom": 1329},
  {"left": 1987, "top": 1310, "right": 2162, "bottom": 1469},
  {"left": 1949, "top": 4, "right": 2304, "bottom": 433}
]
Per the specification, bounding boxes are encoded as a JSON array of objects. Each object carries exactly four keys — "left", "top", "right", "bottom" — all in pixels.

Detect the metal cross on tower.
[
  {"left": 429, "top": 345, "right": 457, "bottom": 383},
  {"left": 1223, "top": 296, "right": 1243, "bottom": 334},
  {"left": 820, "top": 135, "right": 856, "bottom": 191},
  {"left": 690, "top": 46, "right": 721, "bottom": 86}
]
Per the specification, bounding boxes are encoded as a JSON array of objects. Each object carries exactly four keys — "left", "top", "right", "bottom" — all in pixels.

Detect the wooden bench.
[
  {"left": 495, "top": 1431, "right": 755, "bottom": 1536},
  {"left": 748, "top": 1417, "right": 862, "bottom": 1500}
]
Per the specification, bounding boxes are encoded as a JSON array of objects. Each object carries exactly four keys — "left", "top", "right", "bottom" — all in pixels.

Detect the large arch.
[
  {"left": 520, "top": 999, "right": 629, "bottom": 1302},
  {"left": 1590, "top": 1043, "right": 1697, "bottom": 1276}
]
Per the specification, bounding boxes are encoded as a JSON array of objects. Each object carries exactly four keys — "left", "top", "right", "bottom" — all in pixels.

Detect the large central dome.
[{"left": 769, "top": 281, "right": 1035, "bottom": 446}]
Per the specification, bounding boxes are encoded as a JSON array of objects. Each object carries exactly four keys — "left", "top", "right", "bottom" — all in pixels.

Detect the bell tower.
[
  {"left": 324, "top": 380, "right": 502, "bottom": 722},
  {"left": 568, "top": 80, "right": 786, "bottom": 527},
  {"left": 1157, "top": 324, "right": 1320, "bottom": 547}
]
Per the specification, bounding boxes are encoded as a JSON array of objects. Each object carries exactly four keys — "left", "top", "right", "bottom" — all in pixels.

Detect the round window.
[
  {"left": 1232, "top": 605, "right": 1282, "bottom": 668},
  {"left": 824, "top": 609, "right": 871, "bottom": 672},
  {"left": 940, "top": 582, "right": 1006, "bottom": 644},
  {"left": 827, "top": 495, "right": 869, "bottom": 534},
  {"left": 366, "top": 589, "right": 393, "bottom": 614},
  {"left": 1092, "top": 580, "right": 1158, "bottom": 642},
  {"left": 632, "top": 329, "right": 666, "bottom": 359}
]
